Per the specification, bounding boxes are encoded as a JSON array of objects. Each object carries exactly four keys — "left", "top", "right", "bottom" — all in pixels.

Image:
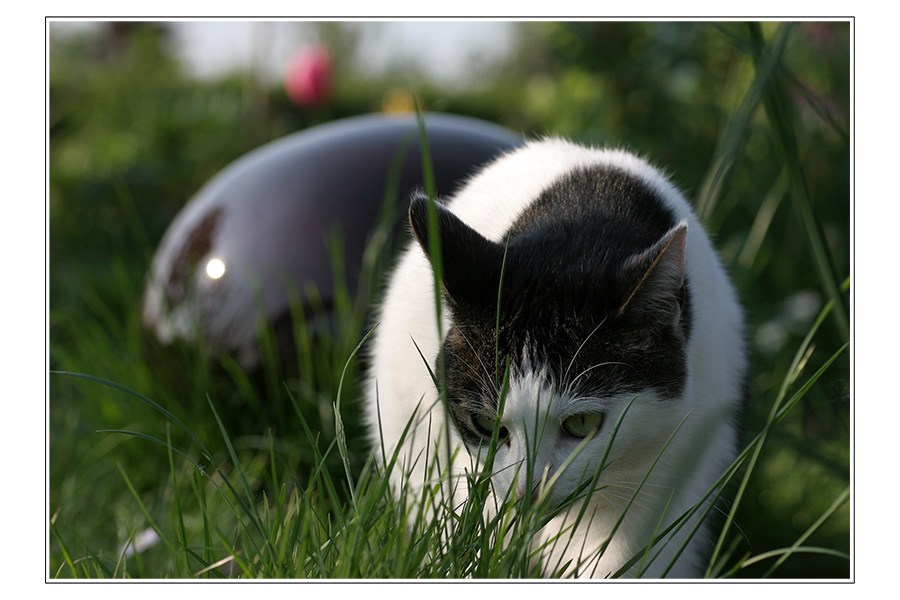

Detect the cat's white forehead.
[
  {"left": 502, "top": 361, "right": 621, "bottom": 428},
  {"left": 503, "top": 365, "right": 556, "bottom": 421},
  {"left": 445, "top": 137, "right": 691, "bottom": 243}
]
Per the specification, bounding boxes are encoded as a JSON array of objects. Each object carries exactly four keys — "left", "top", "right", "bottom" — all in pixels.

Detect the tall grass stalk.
[
  {"left": 696, "top": 22, "right": 794, "bottom": 224},
  {"left": 746, "top": 22, "right": 849, "bottom": 339}
]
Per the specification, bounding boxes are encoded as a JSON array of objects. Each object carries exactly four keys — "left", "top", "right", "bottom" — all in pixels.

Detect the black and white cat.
[{"left": 364, "top": 138, "right": 747, "bottom": 578}]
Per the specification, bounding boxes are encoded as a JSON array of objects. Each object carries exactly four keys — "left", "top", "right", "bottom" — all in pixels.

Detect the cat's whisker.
[
  {"left": 566, "top": 361, "right": 634, "bottom": 395},
  {"left": 563, "top": 317, "right": 608, "bottom": 384},
  {"left": 443, "top": 346, "right": 499, "bottom": 399},
  {"left": 602, "top": 471, "right": 733, "bottom": 503},
  {"left": 604, "top": 491, "right": 715, "bottom": 542},
  {"left": 589, "top": 477, "right": 744, "bottom": 542},
  {"left": 573, "top": 484, "right": 721, "bottom": 556},
  {"left": 616, "top": 481, "right": 747, "bottom": 539},
  {"left": 453, "top": 328, "right": 502, "bottom": 396}
]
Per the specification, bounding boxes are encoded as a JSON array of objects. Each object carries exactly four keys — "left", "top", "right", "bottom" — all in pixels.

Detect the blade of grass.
[
  {"left": 52, "top": 371, "right": 217, "bottom": 463},
  {"left": 742, "top": 545, "right": 851, "bottom": 571},
  {"left": 49, "top": 515, "right": 79, "bottom": 578},
  {"left": 166, "top": 423, "right": 190, "bottom": 577},
  {"left": 412, "top": 99, "right": 466, "bottom": 573},
  {"left": 494, "top": 235, "right": 511, "bottom": 385},
  {"left": 194, "top": 554, "right": 237, "bottom": 578},
  {"left": 736, "top": 166, "right": 788, "bottom": 271},
  {"left": 696, "top": 22, "right": 795, "bottom": 223},
  {"left": 116, "top": 462, "right": 176, "bottom": 564},
  {"left": 205, "top": 393, "right": 279, "bottom": 565},
  {"left": 747, "top": 22, "right": 848, "bottom": 339},
  {"left": 761, "top": 486, "right": 850, "bottom": 577},
  {"left": 334, "top": 323, "right": 379, "bottom": 506},
  {"left": 189, "top": 468, "right": 215, "bottom": 578}
]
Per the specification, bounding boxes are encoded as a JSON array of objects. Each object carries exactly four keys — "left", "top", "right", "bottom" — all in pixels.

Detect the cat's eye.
[
  {"left": 472, "top": 413, "right": 509, "bottom": 443},
  {"left": 561, "top": 412, "right": 604, "bottom": 438}
]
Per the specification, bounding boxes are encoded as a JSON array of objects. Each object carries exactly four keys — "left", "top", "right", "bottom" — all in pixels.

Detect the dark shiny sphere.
[{"left": 142, "top": 112, "right": 522, "bottom": 367}]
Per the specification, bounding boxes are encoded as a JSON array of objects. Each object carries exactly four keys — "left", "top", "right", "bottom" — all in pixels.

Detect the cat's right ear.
[
  {"left": 615, "top": 221, "right": 688, "bottom": 326},
  {"left": 408, "top": 194, "right": 504, "bottom": 311}
]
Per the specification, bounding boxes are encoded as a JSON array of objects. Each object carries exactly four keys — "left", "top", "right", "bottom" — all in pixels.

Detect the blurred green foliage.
[{"left": 48, "top": 21, "right": 850, "bottom": 578}]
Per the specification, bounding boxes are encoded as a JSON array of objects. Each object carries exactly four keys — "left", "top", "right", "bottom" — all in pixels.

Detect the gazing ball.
[{"left": 142, "top": 112, "right": 523, "bottom": 367}]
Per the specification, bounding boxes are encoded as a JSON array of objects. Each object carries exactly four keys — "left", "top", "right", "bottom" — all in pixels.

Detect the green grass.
[
  {"left": 48, "top": 279, "right": 849, "bottom": 578},
  {"left": 48, "top": 22, "right": 850, "bottom": 579}
]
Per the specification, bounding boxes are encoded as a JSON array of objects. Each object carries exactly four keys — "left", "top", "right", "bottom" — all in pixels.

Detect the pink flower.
[{"left": 283, "top": 46, "right": 332, "bottom": 107}]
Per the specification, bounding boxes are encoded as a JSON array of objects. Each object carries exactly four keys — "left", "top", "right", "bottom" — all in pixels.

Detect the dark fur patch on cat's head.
[{"left": 409, "top": 166, "right": 692, "bottom": 447}]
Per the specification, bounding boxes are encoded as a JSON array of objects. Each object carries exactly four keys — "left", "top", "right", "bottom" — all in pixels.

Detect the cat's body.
[{"left": 364, "top": 138, "right": 746, "bottom": 578}]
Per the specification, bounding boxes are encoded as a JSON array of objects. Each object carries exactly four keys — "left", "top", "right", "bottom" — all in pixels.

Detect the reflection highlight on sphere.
[{"left": 205, "top": 258, "right": 226, "bottom": 279}]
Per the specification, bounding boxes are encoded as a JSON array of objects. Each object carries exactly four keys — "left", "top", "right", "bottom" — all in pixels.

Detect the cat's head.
[{"left": 408, "top": 187, "right": 692, "bottom": 511}]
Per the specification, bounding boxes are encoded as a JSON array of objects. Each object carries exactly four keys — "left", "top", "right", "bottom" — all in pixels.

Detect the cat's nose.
[
  {"left": 516, "top": 482, "right": 541, "bottom": 504},
  {"left": 517, "top": 463, "right": 553, "bottom": 503}
]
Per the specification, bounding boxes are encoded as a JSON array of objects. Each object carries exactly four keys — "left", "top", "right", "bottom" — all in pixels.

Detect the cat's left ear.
[
  {"left": 616, "top": 222, "right": 688, "bottom": 325},
  {"left": 408, "top": 194, "right": 505, "bottom": 311}
]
